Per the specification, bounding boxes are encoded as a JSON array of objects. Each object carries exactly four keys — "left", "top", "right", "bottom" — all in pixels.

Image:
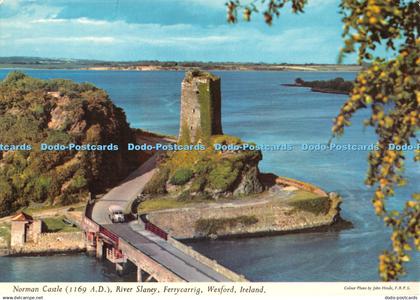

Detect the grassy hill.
[{"left": 0, "top": 71, "right": 145, "bottom": 216}]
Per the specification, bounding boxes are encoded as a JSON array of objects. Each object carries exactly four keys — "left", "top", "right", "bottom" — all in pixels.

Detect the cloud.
[
  {"left": 0, "top": 0, "right": 347, "bottom": 63},
  {"left": 15, "top": 36, "right": 117, "bottom": 44},
  {"left": 179, "top": 0, "right": 227, "bottom": 9},
  {"left": 32, "top": 17, "right": 109, "bottom": 26},
  {"left": 1, "top": 0, "right": 20, "bottom": 8}
]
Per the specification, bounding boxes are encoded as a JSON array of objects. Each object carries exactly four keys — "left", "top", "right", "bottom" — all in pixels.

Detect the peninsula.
[
  {"left": 282, "top": 77, "right": 354, "bottom": 95},
  {"left": 137, "top": 70, "right": 345, "bottom": 239}
]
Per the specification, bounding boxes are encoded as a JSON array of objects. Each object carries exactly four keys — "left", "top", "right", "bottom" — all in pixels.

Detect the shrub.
[
  {"left": 211, "top": 134, "right": 242, "bottom": 146},
  {"left": 208, "top": 160, "right": 239, "bottom": 191},
  {"left": 69, "top": 173, "right": 88, "bottom": 191},
  {"left": 169, "top": 168, "right": 193, "bottom": 185},
  {"left": 296, "top": 77, "right": 354, "bottom": 93},
  {"left": 143, "top": 167, "right": 170, "bottom": 195},
  {"left": 190, "top": 176, "right": 207, "bottom": 193},
  {"left": 0, "top": 177, "right": 13, "bottom": 216},
  {"left": 42, "top": 217, "right": 79, "bottom": 233},
  {"left": 289, "top": 197, "right": 331, "bottom": 215},
  {"left": 33, "top": 176, "right": 51, "bottom": 202},
  {"left": 177, "top": 190, "right": 193, "bottom": 201},
  {"left": 295, "top": 77, "right": 304, "bottom": 85},
  {"left": 195, "top": 215, "right": 259, "bottom": 236},
  {"left": 4, "top": 71, "right": 26, "bottom": 83}
]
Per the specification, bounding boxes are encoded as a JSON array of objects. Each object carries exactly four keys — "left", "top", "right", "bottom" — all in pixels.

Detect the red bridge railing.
[
  {"left": 145, "top": 221, "right": 168, "bottom": 240},
  {"left": 99, "top": 226, "right": 119, "bottom": 245}
]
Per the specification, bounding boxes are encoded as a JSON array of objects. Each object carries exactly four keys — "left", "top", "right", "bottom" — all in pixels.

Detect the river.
[{"left": 0, "top": 69, "right": 418, "bottom": 282}]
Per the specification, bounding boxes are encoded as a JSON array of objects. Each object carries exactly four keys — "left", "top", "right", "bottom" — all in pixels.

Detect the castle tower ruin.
[{"left": 178, "top": 70, "right": 223, "bottom": 144}]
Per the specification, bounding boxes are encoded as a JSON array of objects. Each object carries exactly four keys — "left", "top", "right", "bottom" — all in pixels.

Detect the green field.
[
  {"left": 42, "top": 216, "right": 81, "bottom": 233},
  {"left": 138, "top": 197, "right": 202, "bottom": 213},
  {"left": 286, "top": 190, "right": 331, "bottom": 215}
]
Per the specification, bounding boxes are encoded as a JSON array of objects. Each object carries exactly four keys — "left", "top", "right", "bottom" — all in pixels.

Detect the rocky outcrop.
[
  {"left": 144, "top": 139, "right": 265, "bottom": 200},
  {"left": 233, "top": 162, "right": 264, "bottom": 196}
]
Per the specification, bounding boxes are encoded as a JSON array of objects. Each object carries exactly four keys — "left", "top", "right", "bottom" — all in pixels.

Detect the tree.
[
  {"left": 295, "top": 77, "right": 304, "bottom": 85},
  {"left": 226, "top": 0, "right": 419, "bottom": 281}
]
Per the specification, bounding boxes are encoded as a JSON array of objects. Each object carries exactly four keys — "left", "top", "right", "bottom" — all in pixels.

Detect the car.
[{"left": 108, "top": 205, "right": 125, "bottom": 223}]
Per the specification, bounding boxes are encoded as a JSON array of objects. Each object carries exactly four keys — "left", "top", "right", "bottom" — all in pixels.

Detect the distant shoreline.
[
  {"left": 0, "top": 57, "right": 362, "bottom": 72},
  {"left": 0, "top": 66, "right": 362, "bottom": 72}
]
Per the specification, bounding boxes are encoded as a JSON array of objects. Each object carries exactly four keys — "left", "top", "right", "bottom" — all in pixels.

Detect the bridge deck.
[
  {"left": 104, "top": 223, "right": 230, "bottom": 282},
  {"left": 91, "top": 152, "right": 234, "bottom": 282}
]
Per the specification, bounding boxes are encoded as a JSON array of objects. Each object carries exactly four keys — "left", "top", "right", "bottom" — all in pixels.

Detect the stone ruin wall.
[
  {"left": 179, "top": 78, "right": 202, "bottom": 143},
  {"left": 178, "top": 72, "right": 223, "bottom": 144}
]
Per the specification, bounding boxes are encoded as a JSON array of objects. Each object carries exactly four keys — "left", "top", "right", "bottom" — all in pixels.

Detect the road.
[
  {"left": 92, "top": 153, "right": 158, "bottom": 224},
  {"left": 91, "top": 153, "right": 231, "bottom": 282}
]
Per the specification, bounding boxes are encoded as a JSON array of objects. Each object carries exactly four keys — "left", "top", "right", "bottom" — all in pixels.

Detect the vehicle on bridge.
[{"left": 108, "top": 205, "right": 125, "bottom": 223}]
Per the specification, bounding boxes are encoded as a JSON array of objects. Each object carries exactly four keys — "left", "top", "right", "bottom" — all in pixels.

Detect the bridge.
[{"left": 83, "top": 153, "right": 247, "bottom": 282}]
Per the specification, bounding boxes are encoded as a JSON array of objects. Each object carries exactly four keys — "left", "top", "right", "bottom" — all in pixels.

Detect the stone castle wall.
[
  {"left": 208, "top": 78, "right": 222, "bottom": 135},
  {"left": 178, "top": 71, "right": 222, "bottom": 143},
  {"left": 179, "top": 77, "right": 202, "bottom": 143}
]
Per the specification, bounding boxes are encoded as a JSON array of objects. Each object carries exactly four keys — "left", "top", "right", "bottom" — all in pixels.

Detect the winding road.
[{"left": 91, "top": 150, "right": 231, "bottom": 282}]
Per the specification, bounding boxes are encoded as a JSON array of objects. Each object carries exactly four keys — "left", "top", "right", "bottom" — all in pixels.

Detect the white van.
[{"left": 108, "top": 205, "right": 125, "bottom": 223}]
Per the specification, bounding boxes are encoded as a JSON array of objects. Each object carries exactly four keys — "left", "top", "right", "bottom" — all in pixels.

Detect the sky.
[{"left": 0, "top": 0, "right": 357, "bottom": 63}]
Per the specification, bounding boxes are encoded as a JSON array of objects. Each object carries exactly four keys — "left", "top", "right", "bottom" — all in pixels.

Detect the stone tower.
[{"left": 178, "top": 70, "right": 223, "bottom": 144}]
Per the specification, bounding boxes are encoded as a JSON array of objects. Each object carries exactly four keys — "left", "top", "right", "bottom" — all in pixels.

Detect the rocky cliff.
[{"left": 0, "top": 71, "right": 144, "bottom": 216}]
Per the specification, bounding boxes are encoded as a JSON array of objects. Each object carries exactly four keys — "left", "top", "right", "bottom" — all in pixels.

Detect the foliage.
[
  {"left": 226, "top": 0, "right": 419, "bottom": 280},
  {"left": 69, "top": 171, "right": 88, "bottom": 191},
  {"left": 185, "top": 69, "right": 219, "bottom": 81},
  {"left": 138, "top": 196, "right": 202, "bottom": 213},
  {"left": 0, "top": 224, "right": 11, "bottom": 246},
  {"left": 212, "top": 134, "right": 242, "bottom": 145},
  {"left": 289, "top": 196, "right": 331, "bottom": 215},
  {"left": 143, "top": 167, "right": 170, "bottom": 195},
  {"left": 335, "top": 0, "right": 419, "bottom": 281},
  {"left": 0, "top": 72, "right": 140, "bottom": 214},
  {"left": 42, "top": 217, "right": 80, "bottom": 233},
  {"left": 226, "top": 0, "right": 306, "bottom": 24},
  {"left": 0, "top": 176, "right": 13, "bottom": 217},
  {"left": 208, "top": 160, "right": 240, "bottom": 191},
  {"left": 144, "top": 135, "right": 262, "bottom": 198},
  {"left": 190, "top": 176, "right": 207, "bottom": 193},
  {"left": 169, "top": 168, "right": 194, "bottom": 185},
  {"left": 195, "top": 215, "right": 259, "bottom": 236}
]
